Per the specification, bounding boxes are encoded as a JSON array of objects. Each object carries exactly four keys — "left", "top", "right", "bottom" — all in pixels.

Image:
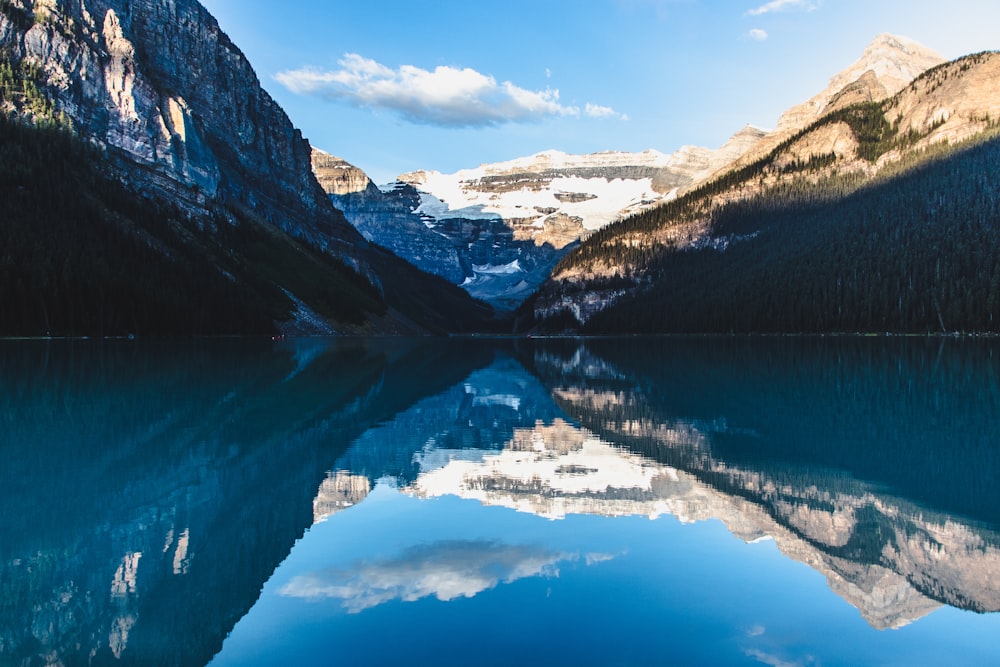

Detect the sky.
[{"left": 198, "top": 0, "right": 1000, "bottom": 184}]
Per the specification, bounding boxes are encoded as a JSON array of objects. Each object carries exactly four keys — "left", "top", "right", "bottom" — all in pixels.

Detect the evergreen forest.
[{"left": 578, "top": 135, "right": 1000, "bottom": 334}]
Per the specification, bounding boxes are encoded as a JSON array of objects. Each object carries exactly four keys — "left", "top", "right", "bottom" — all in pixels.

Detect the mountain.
[
  {"left": 524, "top": 39, "right": 1000, "bottom": 333},
  {"left": 0, "top": 0, "right": 494, "bottom": 336},
  {"left": 313, "top": 149, "right": 469, "bottom": 286},
  {"left": 317, "top": 145, "right": 736, "bottom": 310},
  {"left": 707, "top": 33, "right": 946, "bottom": 183}
]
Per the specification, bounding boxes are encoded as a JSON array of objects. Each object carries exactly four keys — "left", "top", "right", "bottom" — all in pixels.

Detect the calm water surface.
[{"left": 1, "top": 337, "right": 999, "bottom": 666}]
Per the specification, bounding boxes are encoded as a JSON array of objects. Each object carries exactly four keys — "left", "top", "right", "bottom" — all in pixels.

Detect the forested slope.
[
  {"left": 0, "top": 116, "right": 385, "bottom": 336},
  {"left": 586, "top": 135, "right": 1000, "bottom": 333}
]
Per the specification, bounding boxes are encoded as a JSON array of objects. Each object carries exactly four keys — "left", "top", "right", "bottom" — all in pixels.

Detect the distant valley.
[{"left": 312, "top": 127, "right": 766, "bottom": 311}]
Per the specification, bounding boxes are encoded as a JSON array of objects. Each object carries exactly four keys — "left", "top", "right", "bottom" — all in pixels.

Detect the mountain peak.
[
  {"left": 831, "top": 33, "right": 945, "bottom": 97},
  {"left": 311, "top": 149, "right": 376, "bottom": 196},
  {"left": 762, "top": 34, "right": 944, "bottom": 140},
  {"left": 700, "top": 35, "right": 945, "bottom": 186}
]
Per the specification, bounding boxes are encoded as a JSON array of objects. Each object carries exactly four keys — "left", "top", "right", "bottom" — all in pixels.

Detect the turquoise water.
[{"left": 2, "top": 337, "right": 999, "bottom": 665}]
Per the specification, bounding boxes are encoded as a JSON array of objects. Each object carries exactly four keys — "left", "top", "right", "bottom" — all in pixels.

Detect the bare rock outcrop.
[
  {"left": 0, "top": 0, "right": 360, "bottom": 248},
  {"left": 312, "top": 148, "right": 378, "bottom": 196}
]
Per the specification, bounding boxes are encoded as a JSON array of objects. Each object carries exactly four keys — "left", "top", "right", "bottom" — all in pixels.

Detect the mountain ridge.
[
  {"left": 316, "top": 142, "right": 741, "bottom": 309},
  {"left": 708, "top": 33, "right": 946, "bottom": 183}
]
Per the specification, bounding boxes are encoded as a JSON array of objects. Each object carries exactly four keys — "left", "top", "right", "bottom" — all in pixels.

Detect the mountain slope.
[
  {"left": 0, "top": 0, "right": 494, "bottom": 335},
  {"left": 524, "top": 48, "right": 1000, "bottom": 334}
]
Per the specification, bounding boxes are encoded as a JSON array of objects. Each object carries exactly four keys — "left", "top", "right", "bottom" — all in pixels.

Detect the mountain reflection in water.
[
  {"left": 2, "top": 337, "right": 999, "bottom": 666},
  {"left": 302, "top": 338, "right": 1000, "bottom": 632}
]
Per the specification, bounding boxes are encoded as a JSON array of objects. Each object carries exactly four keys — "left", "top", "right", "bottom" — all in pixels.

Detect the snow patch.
[
  {"left": 473, "top": 259, "right": 523, "bottom": 275},
  {"left": 411, "top": 172, "right": 659, "bottom": 232}
]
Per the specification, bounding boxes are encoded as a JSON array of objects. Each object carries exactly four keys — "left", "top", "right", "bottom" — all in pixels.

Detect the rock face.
[
  {"left": 0, "top": 0, "right": 494, "bottom": 335},
  {"left": 0, "top": 0, "right": 355, "bottom": 248},
  {"left": 312, "top": 148, "right": 378, "bottom": 196},
  {"left": 321, "top": 172, "right": 468, "bottom": 286}
]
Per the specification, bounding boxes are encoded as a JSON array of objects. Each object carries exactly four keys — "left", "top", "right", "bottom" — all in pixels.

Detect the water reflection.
[
  {"left": 532, "top": 338, "right": 1000, "bottom": 623},
  {"left": 2, "top": 337, "right": 999, "bottom": 666},
  {"left": 0, "top": 338, "right": 492, "bottom": 667}
]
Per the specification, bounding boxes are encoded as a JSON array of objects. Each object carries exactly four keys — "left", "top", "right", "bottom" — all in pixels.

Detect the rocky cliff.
[
  {"left": 0, "top": 0, "right": 495, "bottom": 335},
  {"left": 0, "top": 0, "right": 354, "bottom": 246},
  {"left": 312, "top": 148, "right": 379, "bottom": 197},
  {"left": 313, "top": 150, "right": 468, "bottom": 286}
]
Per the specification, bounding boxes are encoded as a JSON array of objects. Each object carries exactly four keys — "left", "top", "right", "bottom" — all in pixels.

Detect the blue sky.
[{"left": 199, "top": 0, "right": 1000, "bottom": 183}]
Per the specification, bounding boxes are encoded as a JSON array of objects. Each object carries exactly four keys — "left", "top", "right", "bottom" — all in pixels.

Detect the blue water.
[
  {"left": 213, "top": 488, "right": 999, "bottom": 667},
  {"left": 2, "top": 337, "right": 999, "bottom": 666}
]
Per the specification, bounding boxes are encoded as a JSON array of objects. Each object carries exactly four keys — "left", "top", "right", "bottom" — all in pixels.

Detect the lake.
[{"left": 2, "top": 336, "right": 999, "bottom": 666}]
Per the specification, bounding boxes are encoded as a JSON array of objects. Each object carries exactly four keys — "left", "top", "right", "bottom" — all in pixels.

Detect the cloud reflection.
[{"left": 279, "top": 540, "right": 614, "bottom": 613}]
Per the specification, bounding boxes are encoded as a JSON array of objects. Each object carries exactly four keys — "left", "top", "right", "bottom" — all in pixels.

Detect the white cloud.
[
  {"left": 585, "top": 103, "right": 629, "bottom": 121},
  {"left": 745, "top": 0, "right": 819, "bottom": 16},
  {"left": 747, "top": 28, "right": 769, "bottom": 41},
  {"left": 276, "top": 53, "right": 602, "bottom": 128}
]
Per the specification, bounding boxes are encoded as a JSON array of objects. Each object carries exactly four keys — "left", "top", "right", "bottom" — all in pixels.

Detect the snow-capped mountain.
[
  {"left": 401, "top": 146, "right": 716, "bottom": 240},
  {"left": 315, "top": 145, "right": 737, "bottom": 310}
]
